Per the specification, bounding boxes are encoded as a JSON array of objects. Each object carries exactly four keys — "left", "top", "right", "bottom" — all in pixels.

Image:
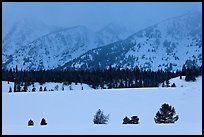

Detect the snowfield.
[{"left": 2, "top": 76, "right": 202, "bottom": 135}]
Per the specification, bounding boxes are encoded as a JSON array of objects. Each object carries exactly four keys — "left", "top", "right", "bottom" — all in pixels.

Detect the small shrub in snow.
[
  {"left": 28, "top": 119, "right": 34, "bottom": 126},
  {"left": 154, "top": 103, "right": 179, "bottom": 124},
  {"left": 93, "top": 109, "right": 109, "bottom": 124},
  {"left": 40, "top": 118, "right": 47, "bottom": 126},
  {"left": 122, "top": 116, "right": 139, "bottom": 124},
  {"left": 130, "top": 116, "right": 139, "bottom": 124}
]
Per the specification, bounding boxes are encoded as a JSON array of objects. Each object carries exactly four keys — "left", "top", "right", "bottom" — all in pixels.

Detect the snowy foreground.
[{"left": 2, "top": 76, "right": 202, "bottom": 135}]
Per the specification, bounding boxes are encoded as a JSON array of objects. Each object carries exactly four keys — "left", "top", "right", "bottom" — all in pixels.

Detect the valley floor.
[{"left": 2, "top": 76, "right": 202, "bottom": 135}]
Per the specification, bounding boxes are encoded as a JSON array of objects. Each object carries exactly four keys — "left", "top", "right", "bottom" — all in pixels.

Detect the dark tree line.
[{"left": 2, "top": 64, "right": 202, "bottom": 90}]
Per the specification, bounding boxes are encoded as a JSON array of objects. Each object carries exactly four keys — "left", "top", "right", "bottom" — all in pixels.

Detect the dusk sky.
[{"left": 2, "top": 2, "right": 202, "bottom": 34}]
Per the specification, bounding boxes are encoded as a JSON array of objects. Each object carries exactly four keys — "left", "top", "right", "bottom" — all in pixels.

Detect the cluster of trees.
[
  {"left": 123, "top": 116, "right": 139, "bottom": 124},
  {"left": 94, "top": 103, "right": 178, "bottom": 125},
  {"left": 2, "top": 64, "right": 202, "bottom": 90}
]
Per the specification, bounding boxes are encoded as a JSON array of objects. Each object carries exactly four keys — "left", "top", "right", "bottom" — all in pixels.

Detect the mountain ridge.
[
  {"left": 2, "top": 11, "right": 202, "bottom": 71},
  {"left": 59, "top": 11, "right": 202, "bottom": 71}
]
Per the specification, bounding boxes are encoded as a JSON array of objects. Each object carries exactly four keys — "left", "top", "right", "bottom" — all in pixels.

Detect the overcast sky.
[{"left": 2, "top": 2, "right": 202, "bottom": 33}]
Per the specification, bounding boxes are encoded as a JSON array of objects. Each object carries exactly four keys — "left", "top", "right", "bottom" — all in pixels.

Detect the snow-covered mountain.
[
  {"left": 2, "top": 11, "right": 202, "bottom": 71},
  {"left": 61, "top": 11, "right": 202, "bottom": 71},
  {"left": 2, "top": 23, "right": 133, "bottom": 70},
  {"left": 96, "top": 23, "right": 134, "bottom": 47},
  {"left": 2, "top": 18, "right": 62, "bottom": 64}
]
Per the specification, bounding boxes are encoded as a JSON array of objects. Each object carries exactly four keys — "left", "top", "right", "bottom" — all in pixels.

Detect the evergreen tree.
[
  {"left": 44, "top": 87, "right": 47, "bottom": 91},
  {"left": 93, "top": 109, "right": 109, "bottom": 124},
  {"left": 28, "top": 119, "right": 34, "bottom": 126},
  {"left": 192, "top": 64, "right": 199, "bottom": 77},
  {"left": 9, "top": 86, "right": 12, "bottom": 93},
  {"left": 17, "top": 83, "right": 21, "bottom": 92},
  {"left": 185, "top": 67, "right": 196, "bottom": 81},
  {"left": 162, "top": 82, "right": 165, "bottom": 87},
  {"left": 130, "top": 116, "right": 139, "bottom": 124},
  {"left": 8, "top": 68, "right": 13, "bottom": 82},
  {"left": 23, "top": 82, "right": 28, "bottom": 92},
  {"left": 14, "top": 82, "right": 17, "bottom": 92},
  {"left": 199, "top": 65, "right": 202, "bottom": 75},
  {"left": 40, "top": 118, "right": 47, "bottom": 125},
  {"left": 39, "top": 86, "right": 43, "bottom": 91},
  {"left": 166, "top": 80, "right": 170, "bottom": 87},
  {"left": 32, "top": 86, "right": 36, "bottom": 92},
  {"left": 62, "top": 84, "right": 64, "bottom": 91},
  {"left": 122, "top": 116, "right": 131, "bottom": 124},
  {"left": 171, "top": 83, "right": 176, "bottom": 87},
  {"left": 182, "top": 64, "right": 186, "bottom": 76},
  {"left": 154, "top": 103, "right": 179, "bottom": 124},
  {"left": 55, "top": 85, "right": 59, "bottom": 91},
  {"left": 69, "top": 85, "right": 72, "bottom": 90}
]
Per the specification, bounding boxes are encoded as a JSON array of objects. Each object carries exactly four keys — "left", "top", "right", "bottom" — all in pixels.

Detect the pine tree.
[
  {"left": 40, "top": 118, "right": 47, "bottom": 125},
  {"left": 162, "top": 82, "right": 165, "bottom": 87},
  {"left": 182, "top": 64, "right": 186, "bottom": 76},
  {"left": 171, "top": 83, "right": 176, "bottom": 87},
  {"left": 17, "top": 83, "right": 21, "bottom": 92},
  {"left": 130, "top": 116, "right": 139, "bottom": 124},
  {"left": 69, "top": 85, "right": 72, "bottom": 90},
  {"left": 199, "top": 65, "right": 202, "bottom": 75},
  {"left": 23, "top": 82, "right": 28, "bottom": 92},
  {"left": 93, "top": 109, "right": 109, "bottom": 124},
  {"left": 44, "top": 87, "right": 47, "bottom": 91},
  {"left": 185, "top": 67, "right": 196, "bottom": 81},
  {"left": 14, "top": 82, "right": 17, "bottom": 92},
  {"left": 28, "top": 119, "right": 34, "bottom": 126},
  {"left": 154, "top": 103, "right": 179, "bottom": 124},
  {"left": 39, "top": 86, "right": 43, "bottom": 91},
  {"left": 8, "top": 68, "right": 13, "bottom": 82},
  {"left": 62, "top": 84, "right": 64, "bottom": 91},
  {"left": 32, "top": 85, "right": 36, "bottom": 92},
  {"left": 166, "top": 80, "right": 170, "bottom": 87},
  {"left": 55, "top": 85, "right": 59, "bottom": 91},
  {"left": 122, "top": 116, "right": 131, "bottom": 124},
  {"left": 9, "top": 86, "right": 12, "bottom": 93}
]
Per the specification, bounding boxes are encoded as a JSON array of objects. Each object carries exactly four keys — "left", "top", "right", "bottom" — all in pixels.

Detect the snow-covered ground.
[{"left": 2, "top": 76, "right": 202, "bottom": 135}]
